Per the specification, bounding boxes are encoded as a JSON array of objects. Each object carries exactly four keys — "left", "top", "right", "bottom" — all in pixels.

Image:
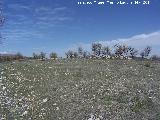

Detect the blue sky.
[{"left": 0, "top": 0, "right": 160, "bottom": 56}]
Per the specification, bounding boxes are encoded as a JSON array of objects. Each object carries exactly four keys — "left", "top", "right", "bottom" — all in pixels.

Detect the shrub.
[
  {"left": 144, "top": 61, "right": 151, "bottom": 67},
  {"left": 50, "top": 52, "right": 58, "bottom": 59}
]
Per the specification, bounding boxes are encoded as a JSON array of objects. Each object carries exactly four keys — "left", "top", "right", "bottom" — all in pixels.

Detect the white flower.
[
  {"left": 88, "top": 114, "right": 95, "bottom": 120},
  {"left": 22, "top": 111, "right": 28, "bottom": 116},
  {"left": 56, "top": 107, "right": 59, "bottom": 110},
  {"left": 53, "top": 103, "right": 57, "bottom": 105},
  {"left": 42, "top": 98, "right": 48, "bottom": 103},
  {"left": 2, "top": 86, "right": 6, "bottom": 90},
  {"left": 95, "top": 118, "right": 100, "bottom": 120}
]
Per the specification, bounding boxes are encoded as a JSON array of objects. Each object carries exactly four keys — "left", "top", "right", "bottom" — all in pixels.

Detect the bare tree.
[
  {"left": 102, "top": 46, "right": 111, "bottom": 58},
  {"left": 140, "top": 46, "right": 152, "bottom": 59},
  {"left": 82, "top": 51, "right": 90, "bottom": 58},
  {"left": 144, "top": 46, "right": 152, "bottom": 58},
  {"left": 91, "top": 43, "right": 102, "bottom": 57},
  {"left": 33, "top": 53, "right": 36, "bottom": 59},
  {"left": 114, "top": 44, "right": 130, "bottom": 58},
  {"left": 65, "top": 50, "right": 74, "bottom": 59},
  {"left": 96, "top": 43, "right": 102, "bottom": 56},
  {"left": 40, "top": 52, "right": 46, "bottom": 60},
  {"left": 73, "top": 52, "right": 78, "bottom": 58},
  {"left": 140, "top": 51, "right": 145, "bottom": 59},
  {"left": 33, "top": 53, "right": 39, "bottom": 59},
  {"left": 122, "top": 45, "right": 130, "bottom": 58},
  {"left": 114, "top": 44, "right": 124, "bottom": 57},
  {"left": 128, "top": 47, "right": 138, "bottom": 59},
  {"left": 78, "top": 47, "right": 83, "bottom": 58},
  {"left": 92, "top": 43, "right": 97, "bottom": 57}
]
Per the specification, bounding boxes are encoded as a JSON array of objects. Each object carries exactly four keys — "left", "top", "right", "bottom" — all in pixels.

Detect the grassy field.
[{"left": 0, "top": 59, "right": 160, "bottom": 120}]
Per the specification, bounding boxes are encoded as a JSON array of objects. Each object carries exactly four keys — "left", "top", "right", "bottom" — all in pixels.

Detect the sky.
[{"left": 0, "top": 0, "right": 160, "bottom": 57}]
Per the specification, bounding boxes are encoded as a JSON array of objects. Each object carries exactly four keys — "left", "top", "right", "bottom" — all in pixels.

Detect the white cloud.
[
  {"left": 7, "top": 3, "right": 31, "bottom": 10},
  {"left": 53, "top": 7, "right": 67, "bottom": 12},
  {"left": 6, "top": 3, "right": 73, "bottom": 29},
  {"left": 99, "top": 31, "right": 160, "bottom": 47},
  {"left": 71, "top": 31, "right": 160, "bottom": 55},
  {"left": 0, "top": 51, "right": 8, "bottom": 54},
  {"left": 35, "top": 6, "right": 67, "bottom": 15},
  {"left": 33, "top": 7, "right": 73, "bottom": 29},
  {"left": 0, "top": 50, "right": 17, "bottom": 55},
  {"left": 3, "top": 5, "right": 74, "bottom": 43}
]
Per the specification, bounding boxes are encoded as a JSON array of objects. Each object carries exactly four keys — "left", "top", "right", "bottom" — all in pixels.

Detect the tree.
[
  {"left": 140, "top": 51, "right": 145, "bottom": 59},
  {"left": 15, "top": 52, "right": 23, "bottom": 60},
  {"left": 65, "top": 50, "right": 74, "bottom": 59},
  {"left": 83, "top": 51, "right": 90, "bottom": 58},
  {"left": 114, "top": 44, "right": 124, "bottom": 57},
  {"left": 78, "top": 47, "right": 83, "bottom": 57},
  {"left": 92, "top": 43, "right": 97, "bottom": 55},
  {"left": 91, "top": 43, "right": 102, "bottom": 57},
  {"left": 73, "top": 52, "right": 78, "bottom": 58},
  {"left": 140, "top": 46, "right": 152, "bottom": 59},
  {"left": 128, "top": 47, "right": 138, "bottom": 58},
  {"left": 114, "top": 44, "right": 130, "bottom": 58},
  {"left": 92, "top": 43, "right": 97, "bottom": 57},
  {"left": 102, "top": 46, "right": 111, "bottom": 58},
  {"left": 33, "top": 53, "right": 39, "bottom": 59},
  {"left": 96, "top": 43, "right": 102, "bottom": 56},
  {"left": 40, "top": 52, "right": 46, "bottom": 60},
  {"left": 122, "top": 45, "right": 130, "bottom": 58},
  {"left": 33, "top": 52, "right": 36, "bottom": 59},
  {"left": 144, "top": 46, "right": 152, "bottom": 58},
  {"left": 50, "top": 52, "right": 58, "bottom": 59}
]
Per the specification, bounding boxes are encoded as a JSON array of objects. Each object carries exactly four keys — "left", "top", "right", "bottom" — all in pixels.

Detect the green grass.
[{"left": 0, "top": 59, "right": 160, "bottom": 120}]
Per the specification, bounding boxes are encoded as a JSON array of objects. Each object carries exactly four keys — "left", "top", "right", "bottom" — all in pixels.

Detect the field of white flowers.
[{"left": 0, "top": 59, "right": 160, "bottom": 120}]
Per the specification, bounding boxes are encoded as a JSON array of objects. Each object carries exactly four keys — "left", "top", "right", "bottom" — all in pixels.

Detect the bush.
[
  {"left": 50, "top": 52, "right": 58, "bottom": 59},
  {"left": 144, "top": 61, "right": 151, "bottom": 67}
]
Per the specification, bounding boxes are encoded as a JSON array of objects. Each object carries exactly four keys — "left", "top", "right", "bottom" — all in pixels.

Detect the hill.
[{"left": 0, "top": 59, "right": 160, "bottom": 120}]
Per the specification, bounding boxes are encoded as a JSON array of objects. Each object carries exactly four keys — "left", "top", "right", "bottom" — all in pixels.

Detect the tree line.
[
  {"left": 65, "top": 43, "right": 155, "bottom": 60},
  {"left": 1, "top": 43, "right": 159, "bottom": 62},
  {"left": 0, "top": 52, "right": 58, "bottom": 62}
]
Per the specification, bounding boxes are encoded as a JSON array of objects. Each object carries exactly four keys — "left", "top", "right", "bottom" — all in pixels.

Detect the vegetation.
[
  {"left": 50, "top": 52, "right": 58, "bottom": 59},
  {"left": 33, "top": 52, "right": 40, "bottom": 59},
  {"left": 114, "top": 44, "right": 129, "bottom": 58},
  {"left": 0, "top": 53, "right": 24, "bottom": 62},
  {"left": 144, "top": 61, "right": 151, "bottom": 67},
  {"left": 64, "top": 43, "right": 153, "bottom": 60},
  {"left": 0, "top": 43, "right": 158, "bottom": 63},
  {"left": 0, "top": 1, "right": 160, "bottom": 119},
  {"left": 1, "top": 59, "right": 160, "bottom": 119},
  {"left": 128, "top": 47, "right": 138, "bottom": 58},
  {"left": 40, "top": 52, "right": 46, "bottom": 60},
  {"left": 140, "top": 46, "right": 152, "bottom": 59}
]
